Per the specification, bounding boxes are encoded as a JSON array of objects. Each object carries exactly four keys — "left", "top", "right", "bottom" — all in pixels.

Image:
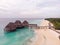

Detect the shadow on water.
[
  {"left": 4, "top": 27, "right": 29, "bottom": 33},
  {"left": 0, "top": 27, "right": 34, "bottom": 45},
  {"left": 4, "top": 27, "right": 29, "bottom": 37}
]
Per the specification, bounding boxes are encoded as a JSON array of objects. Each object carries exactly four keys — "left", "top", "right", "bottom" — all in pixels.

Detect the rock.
[
  {"left": 22, "top": 20, "right": 29, "bottom": 27},
  {"left": 4, "top": 22, "right": 16, "bottom": 32}
]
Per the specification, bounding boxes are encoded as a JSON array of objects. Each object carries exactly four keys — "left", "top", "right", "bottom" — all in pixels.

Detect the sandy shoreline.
[{"left": 25, "top": 20, "right": 60, "bottom": 45}]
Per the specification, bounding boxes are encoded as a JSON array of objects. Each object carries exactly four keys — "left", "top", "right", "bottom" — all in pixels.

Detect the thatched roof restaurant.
[
  {"left": 14, "top": 20, "right": 23, "bottom": 28},
  {"left": 22, "top": 20, "right": 29, "bottom": 27},
  {"left": 4, "top": 20, "right": 39, "bottom": 32},
  {"left": 4, "top": 22, "right": 16, "bottom": 32},
  {"left": 4, "top": 20, "right": 29, "bottom": 32}
]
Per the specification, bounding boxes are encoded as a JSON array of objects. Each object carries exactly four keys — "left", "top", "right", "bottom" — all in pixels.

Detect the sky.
[{"left": 0, "top": 0, "right": 60, "bottom": 18}]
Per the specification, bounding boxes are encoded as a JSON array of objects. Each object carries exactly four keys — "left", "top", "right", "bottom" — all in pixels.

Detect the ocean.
[{"left": 0, "top": 18, "right": 43, "bottom": 45}]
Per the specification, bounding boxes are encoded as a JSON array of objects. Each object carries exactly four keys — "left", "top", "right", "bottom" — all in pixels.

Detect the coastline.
[
  {"left": 0, "top": 18, "right": 42, "bottom": 45},
  {"left": 45, "top": 18, "right": 60, "bottom": 30},
  {"left": 25, "top": 20, "right": 60, "bottom": 45}
]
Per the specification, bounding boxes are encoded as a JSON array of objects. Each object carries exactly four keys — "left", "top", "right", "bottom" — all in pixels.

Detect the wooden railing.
[{"left": 28, "top": 24, "right": 54, "bottom": 29}]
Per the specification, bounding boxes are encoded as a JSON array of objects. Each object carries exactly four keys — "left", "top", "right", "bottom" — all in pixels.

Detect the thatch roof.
[
  {"left": 4, "top": 20, "right": 29, "bottom": 32},
  {"left": 22, "top": 20, "right": 29, "bottom": 27},
  {"left": 14, "top": 20, "right": 22, "bottom": 27},
  {"left": 15, "top": 20, "right": 21, "bottom": 24},
  {"left": 5, "top": 22, "right": 16, "bottom": 32},
  {"left": 23, "top": 20, "right": 29, "bottom": 24},
  {"left": 5, "top": 22, "right": 15, "bottom": 28}
]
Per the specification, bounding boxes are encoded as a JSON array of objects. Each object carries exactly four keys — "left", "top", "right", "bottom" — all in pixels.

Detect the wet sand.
[{"left": 30, "top": 20, "right": 60, "bottom": 45}]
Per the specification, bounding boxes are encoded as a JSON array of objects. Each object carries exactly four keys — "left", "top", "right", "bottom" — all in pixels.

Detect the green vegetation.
[{"left": 45, "top": 18, "right": 60, "bottom": 30}]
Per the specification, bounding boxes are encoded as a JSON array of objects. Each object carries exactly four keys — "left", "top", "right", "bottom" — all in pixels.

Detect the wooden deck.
[
  {"left": 29, "top": 24, "right": 54, "bottom": 29},
  {"left": 29, "top": 24, "right": 37, "bottom": 29}
]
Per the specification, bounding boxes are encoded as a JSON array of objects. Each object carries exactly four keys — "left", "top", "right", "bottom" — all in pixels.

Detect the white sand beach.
[{"left": 30, "top": 20, "right": 60, "bottom": 45}]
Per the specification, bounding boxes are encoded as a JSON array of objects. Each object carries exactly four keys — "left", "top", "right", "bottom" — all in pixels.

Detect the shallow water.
[
  {"left": 0, "top": 28, "right": 34, "bottom": 45},
  {"left": 0, "top": 18, "right": 43, "bottom": 45}
]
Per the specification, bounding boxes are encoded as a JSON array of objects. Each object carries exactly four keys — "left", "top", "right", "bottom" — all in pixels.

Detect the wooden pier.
[{"left": 29, "top": 24, "right": 54, "bottom": 29}]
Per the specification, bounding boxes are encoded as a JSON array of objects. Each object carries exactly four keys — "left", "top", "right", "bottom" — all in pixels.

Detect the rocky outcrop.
[{"left": 4, "top": 20, "right": 29, "bottom": 32}]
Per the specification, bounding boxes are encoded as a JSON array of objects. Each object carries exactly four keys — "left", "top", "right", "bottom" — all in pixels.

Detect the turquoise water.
[
  {"left": 0, "top": 28, "right": 34, "bottom": 45},
  {"left": 0, "top": 18, "right": 43, "bottom": 45}
]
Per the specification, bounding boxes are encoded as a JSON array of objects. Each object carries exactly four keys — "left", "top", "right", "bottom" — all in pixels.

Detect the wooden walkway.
[
  {"left": 29, "top": 24, "right": 54, "bottom": 29},
  {"left": 29, "top": 20, "right": 54, "bottom": 30}
]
